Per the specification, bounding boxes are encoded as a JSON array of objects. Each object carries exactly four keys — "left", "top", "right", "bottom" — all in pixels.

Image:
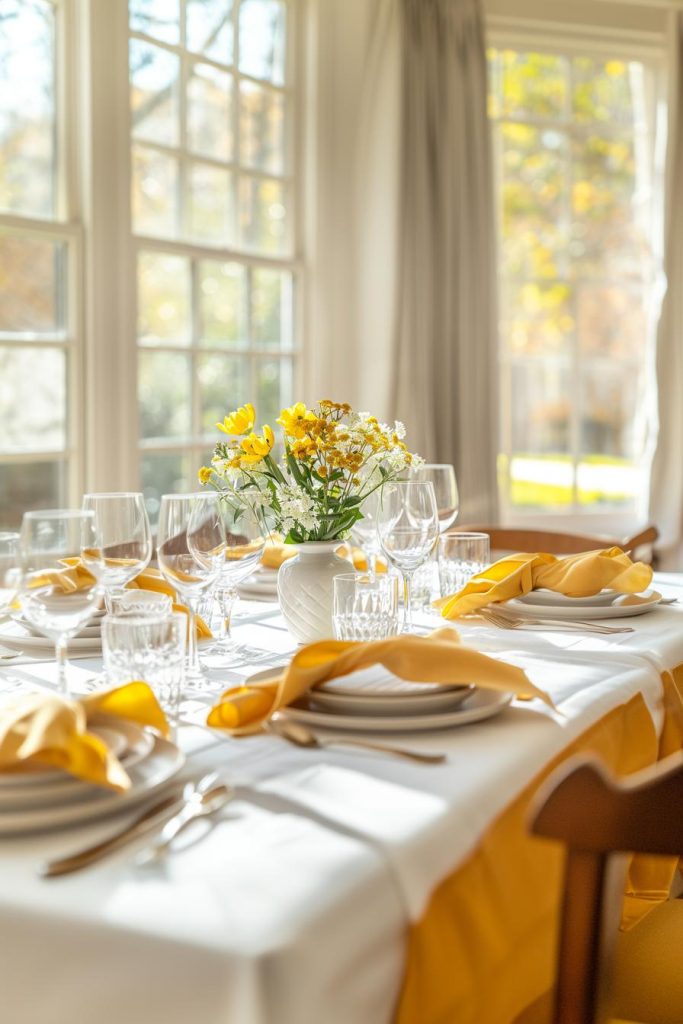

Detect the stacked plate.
[
  {"left": 0, "top": 609, "right": 105, "bottom": 655},
  {"left": 249, "top": 665, "right": 513, "bottom": 733},
  {"left": 237, "top": 567, "right": 279, "bottom": 600},
  {"left": 505, "top": 588, "right": 663, "bottom": 620},
  {"left": 0, "top": 718, "right": 184, "bottom": 835}
]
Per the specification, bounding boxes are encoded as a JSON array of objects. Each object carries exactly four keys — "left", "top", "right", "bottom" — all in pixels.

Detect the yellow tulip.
[
  {"left": 216, "top": 403, "right": 256, "bottom": 436},
  {"left": 277, "top": 402, "right": 317, "bottom": 439},
  {"left": 240, "top": 427, "right": 275, "bottom": 464},
  {"left": 197, "top": 466, "right": 213, "bottom": 485}
]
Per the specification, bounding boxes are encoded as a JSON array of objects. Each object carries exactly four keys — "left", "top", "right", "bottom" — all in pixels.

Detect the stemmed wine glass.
[
  {"left": 0, "top": 532, "right": 20, "bottom": 617},
  {"left": 377, "top": 480, "right": 439, "bottom": 632},
  {"left": 81, "top": 493, "right": 152, "bottom": 610},
  {"left": 157, "top": 493, "right": 226, "bottom": 688},
  {"left": 211, "top": 496, "right": 267, "bottom": 658},
  {"left": 408, "top": 464, "right": 459, "bottom": 606},
  {"left": 16, "top": 510, "right": 105, "bottom": 694},
  {"left": 351, "top": 488, "right": 382, "bottom": 573}
]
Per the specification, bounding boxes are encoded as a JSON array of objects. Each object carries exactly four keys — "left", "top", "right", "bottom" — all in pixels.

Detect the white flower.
[
  {"left": 393, "top": 420, "right": 406, "bottom": 439},
  {"left": 275, "top": 483, "right": 321, "bottom": 534}
]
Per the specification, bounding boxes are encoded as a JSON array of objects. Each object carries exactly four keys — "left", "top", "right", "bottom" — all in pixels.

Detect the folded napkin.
[
  {"left": 0, "top": 682, "right": 168, "bottom": 791},
  {"left": 55, "top": 560, "right": 212, "bottom": 639},
  {"left": 259, "top": 537, "right": 386, "bottom": 573},
  {"left": 336, "top": 544, "right": 388, "bottom": 573},
  {"left": 206, "top": 627, "right": 552, "bottom": 735},
  {"left": 437, "top": 547, "right": 653, "bottom": 620}
]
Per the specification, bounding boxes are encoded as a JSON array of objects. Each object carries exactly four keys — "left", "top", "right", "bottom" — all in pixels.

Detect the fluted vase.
[{"left": 277, "top": 542, "right": 349, "bottom": 644}]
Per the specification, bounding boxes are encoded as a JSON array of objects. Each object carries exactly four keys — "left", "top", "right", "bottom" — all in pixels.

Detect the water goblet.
[
  {"left": 157, "top": 492, "right": 225, "bottom": 689},
  {"left": 17, "top": 510, "right": 105, "bottom": 694},
  {"left": 408, "top": 464, "right": 459, "bottom": 607},
  {"left": 351, "top": 489, "right": 382, "bottom": 573},
  {"left": 377, "top": 480, "right": 439, "bottom": 633},
  {"left": 210, "top": 496, "right": 267, "bottom": 655},
  {"left": 81, "top": 493, "right": 152, "bottom": 611}
]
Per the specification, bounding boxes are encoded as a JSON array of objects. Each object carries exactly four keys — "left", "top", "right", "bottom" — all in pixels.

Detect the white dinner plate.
[
  {"left": 0, "top": 725, "right": 126, "bottom": 793},
  {"left": 0, "top": 621, "right": 102, "bottom": 653},
  {"left": 517, "top": 589, "right": 622, "bottom": 608},
  {"left": 238, "top": 572, "right": 279, "bottom": 599},
  {"left": 0, "top": 736, "right": 185, "bottom": 834},
  {"left": 281, "top": 687, "right": 513, "bottom": 733},
  {"left": 308, "top": 686, "right": 474, "bottom": 717},
  {"left": 504, "top": 589, "right": 662, "bottom": 620}
]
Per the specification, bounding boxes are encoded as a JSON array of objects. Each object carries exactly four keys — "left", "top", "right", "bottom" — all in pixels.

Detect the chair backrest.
[
  {"left": 530, "top": 752, "right": 683, "bottom": 1024},
  {"left": 454, "top": 525, "right": 659, "bottom": 565}
]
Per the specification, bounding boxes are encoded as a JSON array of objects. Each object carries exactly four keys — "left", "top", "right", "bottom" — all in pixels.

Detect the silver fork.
[{"left": 478, "top": 606, "right": 634, "bottom": 634}]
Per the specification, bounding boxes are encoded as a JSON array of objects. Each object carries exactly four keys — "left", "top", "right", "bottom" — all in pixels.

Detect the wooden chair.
[
  {"left": 531, "top": 752, "right": 683, "bottom": 1024},
  {"left": 453, "top": 525, "right": 659, "bottom": 566}
]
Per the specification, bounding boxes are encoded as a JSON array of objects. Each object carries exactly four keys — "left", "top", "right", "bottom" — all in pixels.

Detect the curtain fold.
[
  {"left": 649, "top": 12, "right": 683, "bottom": 565},
  {"left": 391, "top": 0, "right": 498, "bottom": 522}
]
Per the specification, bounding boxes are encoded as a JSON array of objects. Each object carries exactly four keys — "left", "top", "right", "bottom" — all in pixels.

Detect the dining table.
[{"left": 1, "top": 573, "right": 682, "bottom": 1024}]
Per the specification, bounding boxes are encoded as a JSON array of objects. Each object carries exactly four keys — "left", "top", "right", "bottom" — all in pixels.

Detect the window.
[
  {"left": 0, "top": 0, "right": 81, "bottom": 528},
  {"left": 129, "top": 0, "right": 298, "bottom": 523},
  {"left": 488, "top": 47, "right": 663, "bottom": 520}
]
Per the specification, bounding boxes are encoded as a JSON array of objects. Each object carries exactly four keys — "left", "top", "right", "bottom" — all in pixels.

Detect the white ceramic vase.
[{"left": 277, "top": 541, "right": 349, "bottom": 644}]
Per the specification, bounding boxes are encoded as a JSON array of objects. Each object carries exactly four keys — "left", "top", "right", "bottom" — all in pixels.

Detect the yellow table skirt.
[{"left": 393, "top": 667, "right": 683, "bottom": 1024}]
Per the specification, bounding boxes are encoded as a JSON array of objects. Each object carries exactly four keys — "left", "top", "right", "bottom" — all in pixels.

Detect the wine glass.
[
  {"left": 351, "top": 489, "right": 382, "bottom": 572},
  {"left": 157, "top": 493, "right": 225, "bottom": 688},
  {"left": 0, "top": 532, "right": 20, "bottom": 617},
  {"left": 407, "top": 464, "right": 459, "bottom": 606},
  {"left": 377, "top": 480, "right": 439, "bottom": 633},
  {"left": 81, "top": 493, "right": 152, "bottom": 610},
  {"left": 211, "top": 496, "right": 267, "bottom": 658},
  {"left": 17, "top": 510, "right": 105, "bottom": 694}
]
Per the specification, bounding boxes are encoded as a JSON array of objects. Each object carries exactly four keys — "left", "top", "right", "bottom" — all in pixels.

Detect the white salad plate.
[
  {"left": 517, "top": 589, "right": 622, "bottom": 608},
  {"left": 0, "top": 621, "right": 102, "bottom": 653},
  {"left": 0, "top": 736, "right": 184, "bottom": 834},
  {"left": 505, "top": 589, "right": 662, "bottom": 620}
]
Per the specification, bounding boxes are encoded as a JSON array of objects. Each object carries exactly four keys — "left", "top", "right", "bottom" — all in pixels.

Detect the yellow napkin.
[
  {"left": 437, "top": 547, "right": 653, "bottom": 620},
  {"left": 55, "top": 560, "right": 212, "bottom": 639},
  {"left": 206, "top": 627, "right": 552, "bottom": 735},
  {"left": 336, "top": 544, "right": 388, "bottom": 573},
  {"left": 260, "top": 534, "right": 298, "bottom": 570},
  {"left": 0, "top": 682, "right": 168, "bottom": 791}
]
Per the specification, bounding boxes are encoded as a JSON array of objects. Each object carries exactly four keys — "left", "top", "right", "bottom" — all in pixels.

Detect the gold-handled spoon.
[{"left": 265, "top": 717, "right": 446, "bottom": 764}]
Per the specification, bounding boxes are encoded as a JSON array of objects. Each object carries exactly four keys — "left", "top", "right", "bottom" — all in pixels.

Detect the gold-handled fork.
[{"left": 477, "top": 606, "right": 634, "bottom": 634}]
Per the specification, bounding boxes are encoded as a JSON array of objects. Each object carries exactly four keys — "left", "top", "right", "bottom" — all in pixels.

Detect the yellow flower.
[
  {"left": 239, "top": 425, "right": 275, "bottom": 464},
  {"left": 277, "top": 402, "right": 317, "bottom": 439},
  {"left": 197, "top": 466, "right": 213, "bottom": 485},
  {"left": 291, "top": 437, "right": 317, "bottom": 460},
  {"left": 216, "top": 403, "right": 256, "bottom": 436}
]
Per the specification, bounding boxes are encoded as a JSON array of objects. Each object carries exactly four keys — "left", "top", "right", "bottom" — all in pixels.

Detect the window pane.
[
  {"left": 0, "top": 461, "right": 67, "bottom": 530},
  {"left": 187, "top": 0, "right": 233, "bottom": 64},
  {"left": 129, "top": 0, "right": 180, "bottom": 44},
  {"left": 0, "top": 347, "right": 66, "bottom": 451},
  {"left": 0, "top": 1, "right": 56, "bottom": 217},
  {"left": 577, "top": 285, "right": 646, "bottom": 359},
  {"left": 499, "top": 51, "right": 567, "bottom": 120},
  {"left": 239, "top": 175, "right": 287, "bottom": 253},
  {"left": 256, "top": 356, "right": 292, "bottom": 428},
  {"left": 240, "top": 80, "right": 285, "bottom": 174},
  {"left": 239, "top": 0, "right": 286, "bottom": 86},
  {"left": 251, "top": 268, "right": 292, "bottom": 348},
  {"left": 138, "top": 351, "right": 192, "bottom": 440},
  {"left": 0, "top": 235, "right": 66, "bottom": 335},
  {"left": 138, "top": 252, "right": 191, "bottom": 346},
  {"left": 130, "top": 39, "right": 179, "bottom": 146},
  {"left": 187, "top": 63, "right": 233, "bottom": 161},
  {"left": 506, "top": 453, "right": 573, "bottom": 509},
  {"left": 501, "top": 282, "right": 573, "bottom": 356},
  {"left": 132, "top": 145, "right": 179, "bottom": 236},
  {"left": 199, "top": 260, "right": 247, "bottom": 346},
  {"left": 510, "top": 361, "right": 571, "bottom": 456},
  {"left": 142, "top": 451, "right": 191, "bottom": 526},
  {"left": 572, "top": 58, "right": 638, "bottom": 126},
  {"left": 579, "top": 365, "right": 640, "bottom": 461},
  {"left": 199, "top": 353, "right": 249, "bottom": 434},
  {"left": 188, "top": 163, "right": 234, "bottom": 243}
]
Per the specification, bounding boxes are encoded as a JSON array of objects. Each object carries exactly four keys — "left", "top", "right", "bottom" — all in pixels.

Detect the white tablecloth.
[{"left": 1, "top": 575, "right": 683, "bottom": 1024}]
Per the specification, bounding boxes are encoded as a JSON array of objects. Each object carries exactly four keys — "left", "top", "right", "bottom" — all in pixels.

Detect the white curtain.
[
  {"left": 391, "top": 0, "right": 498, "bottom": 522},
  {"left": 306, "top": 0, "right": 498, "bottom": 521},
  {"left": 649, "top": 11, "right": 683, "bottom": 565}
]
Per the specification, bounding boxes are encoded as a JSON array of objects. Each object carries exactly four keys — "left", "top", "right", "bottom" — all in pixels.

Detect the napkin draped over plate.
[
  {"left": 206, "top": 627, "right": 552, "bottom": 735},
  {"left": 437, "top": 547, "right": 653, "bottom": 619},
  {"left": 55, "top": 560, "right": 212, "bottom": 639},
  {"left": 0, "top": 682, "right": 168, "bottom": 791}
]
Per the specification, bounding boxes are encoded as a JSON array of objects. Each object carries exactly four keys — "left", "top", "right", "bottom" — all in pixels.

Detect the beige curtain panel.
[{"left": 392, "top": 0, "right": 498, "bottom": 522}]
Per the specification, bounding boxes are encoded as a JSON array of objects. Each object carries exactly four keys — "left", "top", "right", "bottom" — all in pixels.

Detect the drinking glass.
[
  {"left": 408, "top": 464, "right": 459, "bottom": 607},
  {"left": 157, "top": 492, "right": 225, "bottom": 688},
  {"left": 81, "top": 493, "right": 152, "bottom": 610},
  {"left": 102, "top": 612, "right": 186, "bottom": 721},
  {"left": 17, "top": 510, "right": 105, "bottom": 694},
  {"left": 333, "top": 572, "right": 399, "bottom": 640},
  {"left": 0, "top": 532, "right": 20, "bottom": 616},
  {"left": 438, "top": 532, "right": 491, "bottom": 597},
  {"left": 377, "top": 480, "right": 439, "bottom": 632},
  {"left": 107, "top": 590, "right": 173, "bottom": 618},
  {"left": 211, "top": 497, "right": 267, "bottom": 656}
]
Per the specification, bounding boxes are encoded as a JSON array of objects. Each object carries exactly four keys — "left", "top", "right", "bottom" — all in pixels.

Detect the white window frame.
[{"left": 486, "top": 14, "right": 667, "bottom": 533}]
